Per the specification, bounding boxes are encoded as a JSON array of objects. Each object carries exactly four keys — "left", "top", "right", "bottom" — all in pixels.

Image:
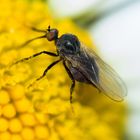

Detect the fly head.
[{"left": 46, "top": 26, "right": 58, "bottom": 41}]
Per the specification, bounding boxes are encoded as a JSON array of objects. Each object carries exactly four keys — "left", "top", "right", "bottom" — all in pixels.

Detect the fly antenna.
[
  {"left": 24, "top": 24, "right": 47, "bottom": 33},
  {"left": 31, "top": 27, "right": 47, "bottom": 33}
]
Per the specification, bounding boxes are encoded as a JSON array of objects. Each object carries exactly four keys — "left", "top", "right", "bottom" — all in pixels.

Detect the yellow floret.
[
  {"left": 2, "top": 103, "right": 16, "bottom": 118},
  {"left": 0, "top": 131, "right": 11, "bottom": 140},
  {"left": 92, "top": 123, "right": 116, "bottom": 139},
  {"left": 9, "top": 118, "right": 22, "bottom": 133},
  {"left": 35, "top": 113, "right": 47, "bottom": 124},
  {"left": 14, "top": 97, "right": 31, "bottom": 113},
  {"left": 0, "top": 118, "right": 9, "bottom": 132},
  {"left": 0, "top": 50, "right": 17, "bottom": 66},
  {"left": 35, "top": 125, "right": 49, "bottom": 139},
  {"left": 20, "top": 113, "right": 37, "bottom": 127},
  {"left": 0, "top": 106, "right": 2, "bottom": 117},
  {"left": 0, "top": 90, "right": 10, "bottom": 105},
  {"left": 8, "top": 84, "right": 25, "bottom": 100},
  {"left": 11, "top": 134, "right": 22, "bottom": 140},
  {"left": 21, "top": 127, "right": 35, "bottom": 140}
]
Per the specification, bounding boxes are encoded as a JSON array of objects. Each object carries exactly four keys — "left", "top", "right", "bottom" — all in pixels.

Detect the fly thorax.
[{"left": 56, "top": 34, "right": 80, "bottom": 57}]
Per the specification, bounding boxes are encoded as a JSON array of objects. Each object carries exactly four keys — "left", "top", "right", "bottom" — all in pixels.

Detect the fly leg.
[
  {"left": 11, "top": 51, "right": 58, "bottom": 66},
  {"left": 63, "top": 61, "right": 75, "bottom": 103},
  {"left": 36, "top": 59, "right": 62, "bottom": 81},
  {"left": 28, "top": 59, "right": 62, "bottom": 88}
]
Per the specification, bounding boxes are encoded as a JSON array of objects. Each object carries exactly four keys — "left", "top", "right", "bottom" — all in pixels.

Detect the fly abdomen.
[{"left": 69, "top": 67, "right": 91, "bottom": 83}]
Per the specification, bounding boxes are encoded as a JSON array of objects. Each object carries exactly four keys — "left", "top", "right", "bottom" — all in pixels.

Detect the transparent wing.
[{"left": 81, "top": 43, "right": 127, "bottom": 101}]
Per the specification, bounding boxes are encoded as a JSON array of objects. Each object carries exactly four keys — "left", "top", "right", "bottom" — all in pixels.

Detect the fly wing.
[
  {"left": 81, "top": 43, "right": 127, "bottom": 101},
  {"left": 65, "top": 43, "right": 127, "bottom": 101},
  {"left": 65, "top": 44, "right": 100, "bottom": 88}
]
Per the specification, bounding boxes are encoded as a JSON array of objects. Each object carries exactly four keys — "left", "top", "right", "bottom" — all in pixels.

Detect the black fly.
[{"left": 12, "top": 26, "right": 127, "bottom": 103}]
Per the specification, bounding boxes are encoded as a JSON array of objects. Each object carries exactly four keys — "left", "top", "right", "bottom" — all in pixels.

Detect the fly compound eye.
[{"left": 46, "top": 28, "right": 58, "bottom": 41}]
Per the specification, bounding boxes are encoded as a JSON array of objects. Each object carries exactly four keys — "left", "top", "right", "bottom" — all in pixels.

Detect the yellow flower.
[
  {"left": 0, "top": 131, "right": 11, "bottom": 140},
  {"left": 14, "top": 97, "right": 32, "bottom": 113},
  {"left": 21, "top": 127, "right": 35, "bottom": 140},
  {"left": 0, "top": 118, "right": 9, "bottom": 132},
  {"left": 9, "top": 118, "right": 23, "bottom": 133},
  {"left": 7, "top": 84, "right": 25, "bottom": 100},
  {"left": 11, "top": 134, "right": 22, "bottom": 140},
  {"left": 2, "top": 103, "right": 16, "bottom": 118},
  {"left": 35, "top": 125, "right": 49, "bottom": 139},
  {"left": 0, "top": 0, "right": 126, "bottom": 140},
  {"left": 0, "top": 90, "right": 10, "bottom": 105},
  {"left": 20, "top": 113, "right": 37, "bottom": 127}
]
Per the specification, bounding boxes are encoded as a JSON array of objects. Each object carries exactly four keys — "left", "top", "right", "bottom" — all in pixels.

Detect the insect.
[{"left": 13, "top": 26, "right": 127, "bottom": 103}]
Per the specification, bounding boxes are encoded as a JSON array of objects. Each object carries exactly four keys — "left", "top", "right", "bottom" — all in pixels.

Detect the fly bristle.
[{"left": 47, "top": 25, "right": 51, "bottom": 32}]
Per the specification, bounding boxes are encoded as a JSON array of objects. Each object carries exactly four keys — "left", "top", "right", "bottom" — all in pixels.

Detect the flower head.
[{"left": 0, "top": 0, "right": 126, "bottom": 140}]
